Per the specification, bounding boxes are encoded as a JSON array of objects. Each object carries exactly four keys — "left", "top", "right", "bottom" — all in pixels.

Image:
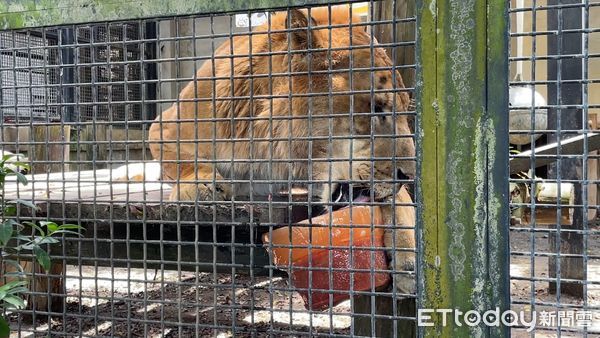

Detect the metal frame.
[
  {"left": 0, "top": 0, "right": 517, "bottom": 337},
  {"left": 0, "top": 0, "right": 351, "bottom": 30},
  {"left": 508, "top": 0, "right": 598, "bottom": 337}
]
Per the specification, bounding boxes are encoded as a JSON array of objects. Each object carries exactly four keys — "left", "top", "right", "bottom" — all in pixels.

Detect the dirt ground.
[
  {"left": 509, "top": 223, "right": 600, "bottom": 337},
  {"left": 8, "top": 227, "right": 600, "bottom": 337},
  {"left": 10, "top": 268, "right": 354, "bottom": 337}
]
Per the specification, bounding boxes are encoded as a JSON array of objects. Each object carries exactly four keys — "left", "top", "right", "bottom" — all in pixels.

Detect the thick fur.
[
  {"left": 146, "top": 7, "right": 416, "bottom": 290},
  {"left": 148, "top": 7, "right": 415, "bottom": 202},
  {"left": 382, "top": 186, "right": 416, "bottom": 294}
]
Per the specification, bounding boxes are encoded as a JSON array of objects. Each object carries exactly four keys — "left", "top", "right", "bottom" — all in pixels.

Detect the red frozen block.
[
  {"left": 290, "top": 246, "right": 390, "bottom": 311},
  {"left": 262, "top": 206, "right": 391, "bottom": 311}
]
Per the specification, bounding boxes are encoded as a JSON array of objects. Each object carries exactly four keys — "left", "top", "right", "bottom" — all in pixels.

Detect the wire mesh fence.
[
  {"left": 0, "top": 30, "right": 60, "bottom": 122},
  {"left": 1, "top": 1, "right": 418, "bottom": 337},
  {"left": 508, "top": 0, "right": 600, "bottom": 336},
  {"left": 4, "top": 0, "right": 599, "bottom": 336}
]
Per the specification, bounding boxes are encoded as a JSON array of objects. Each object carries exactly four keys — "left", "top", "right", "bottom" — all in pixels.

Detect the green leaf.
[
  {"left": 0, "top": 220, "right": 14, "bottom": 246},
  {"left": 55, "top": 224, "right": 83, "bottom": 232},
  {"left": 48, "top": 230, "right": 82, "bottom": 238},
  {"left": 42, "top": 222, "right": 58, "bottom": 234},
  {"left": 56, "top": 224, "right": 82, "bottom": 230},
  {"left": 14, "top": 235, "right": 33, "bottom": 243},
  {"left": 33, "top": 246, "right": 51, "bottom": 271},
  {"left": 9, "top": 286, "right": 29, "bottom": 297},
  {"left": 2, "top": 295, "right": 25, "bottom": 309},
  {"left": 1, "top": 154, "right": 14, "bottom": 162},
  {"left": 32, "top": 237, "right": 59, "bottom": 246},
  {"left": 0, "top": 316, "right": 9, "bottom": 338},
  {"left": 6, "top": 287, "right": 28, "bottom": 295},
  {"left": 13, "top": 172, "right": 27, "bottom": 186},
  {"left": 8, "top": 199, "right": 38, "bottom": 210},
  {"left": 6, "top": 161, "right": 29, "bottom": 169},
  {"left": 3, "top": 205, "right": 16, "bottom": 217},
  {"left": 2, "top": 259, "right": 22, "bottom": 269},
  {"left": 21, "top": 222, "right": 45, "bottom": 237},
  {"left": 0, "top": 281, "right": 28, "bottom": 294},
  {"left": 2, "top": 259, "right": 24, "bottom": 275},
  {"left": 14, "top": 245, "right": 31, "bottom": 251},
  {"left": 1, "top": 152, "right": 27, "bottom": 162},
  {"left": 3, "top": 272, "right": 25, "bottom": 279},
  {"left": 2, "top": 167, "right": 14, "bottom": 176},
  {"left": 20, "top": 221, "right": 36, "bottom": 228},
  {"left": 39, "top": 222, "right": 83, "bottom": 237},
  {"left": 53, "top": 225, "right": 84, "bottom": 237}
]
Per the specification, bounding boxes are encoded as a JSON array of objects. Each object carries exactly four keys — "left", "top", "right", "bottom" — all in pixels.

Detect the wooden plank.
[
  {"left": 4, "top": 169, "right": 165, "bottom": 202},
  {"left": 373, "top": 0, "right": 416, "bottom": 88},
  {"left": 10, "top": 198, "right": 299, "bottom": 310},
  {"left": 547, "top": 0, "right": 585, "bottom": 298},
  {"left": 79, "top": 124, "right": 107, "bottom": 170},
  {"left": 0, "top": 126, "right": 30, "bottom": 152},
  {"left": 510, "top": 133, "right": 600, "bottom": 174},
  {"left": 15, "top": 199, "right": 298, "bottom": 274},
  {"left": 0, "top": 0, "right": 349, "bottom": 30},
  {"left": 30, "top": 125, "right": 70, "bottom": 174},
  {"left": 108, "top": 128, "right": 145, "bottom": 141},
  {"left": 521, "top": 208, "right": 572, "bottom": 227},
  {"left": 486, "top": 1, "right": 512, "bottom": 329},
  {"left": 1, "top": 258, "right": 65, "bottom": 313},
  {"left": 353, "top": 291, "right": 416, "bottom": 337},
  {"left": 417, "top": 0, "right": 509, "bottom": 337},
  {"left": 26, "top": 260, "right": 65, "bottom": 313},
  {"left": 588, "top": 114, "right": 597, "bottom": 220},
  {"left": 4, "top": 168, "right": 310, "bottom": 203},
  {"left": 6, "top": 167, "right": 309, "bottom": 274}
]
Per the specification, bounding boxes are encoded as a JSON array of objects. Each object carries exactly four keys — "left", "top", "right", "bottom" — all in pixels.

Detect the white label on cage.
[{"left": 235, "top": 13, "right": 268, "bottom": 27}]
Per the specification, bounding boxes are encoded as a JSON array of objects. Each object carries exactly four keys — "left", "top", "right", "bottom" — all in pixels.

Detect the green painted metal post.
[
  {"left": 0, "top": 0, "right": 345, "bottom": 30},
  {"left": 416, "top": 0, "right": 510, "bottom": 337}
]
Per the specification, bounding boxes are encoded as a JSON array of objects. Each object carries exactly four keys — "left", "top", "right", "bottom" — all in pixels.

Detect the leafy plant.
[{"left": 0, "top": 154, "right": 83, "bottom": 336}]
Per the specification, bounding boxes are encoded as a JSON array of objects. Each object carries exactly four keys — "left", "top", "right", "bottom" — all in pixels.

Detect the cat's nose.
[{"left": 397, "top": 169, "right": 413, "bottom": 181}]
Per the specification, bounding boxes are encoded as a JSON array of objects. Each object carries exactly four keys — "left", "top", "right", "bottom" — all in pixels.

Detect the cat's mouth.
[{"left": 329, "top": 183, "right": 372, "bottom": 212}]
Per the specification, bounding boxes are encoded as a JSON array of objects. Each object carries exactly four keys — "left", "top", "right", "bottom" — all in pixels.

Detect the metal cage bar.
[
  {"left": 5, "top": 0, "right": 586, "bottom": 336},
  {"left": 508, "top": 0, "right": 599, "bottom": 336},
  {"left": 0, "top": 1, "right": 422, "bottom": 337}
]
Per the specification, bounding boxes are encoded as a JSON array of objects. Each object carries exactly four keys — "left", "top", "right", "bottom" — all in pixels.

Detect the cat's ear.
[{"left": 286, "top": 9, "right": 317, "bottom": 51}]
